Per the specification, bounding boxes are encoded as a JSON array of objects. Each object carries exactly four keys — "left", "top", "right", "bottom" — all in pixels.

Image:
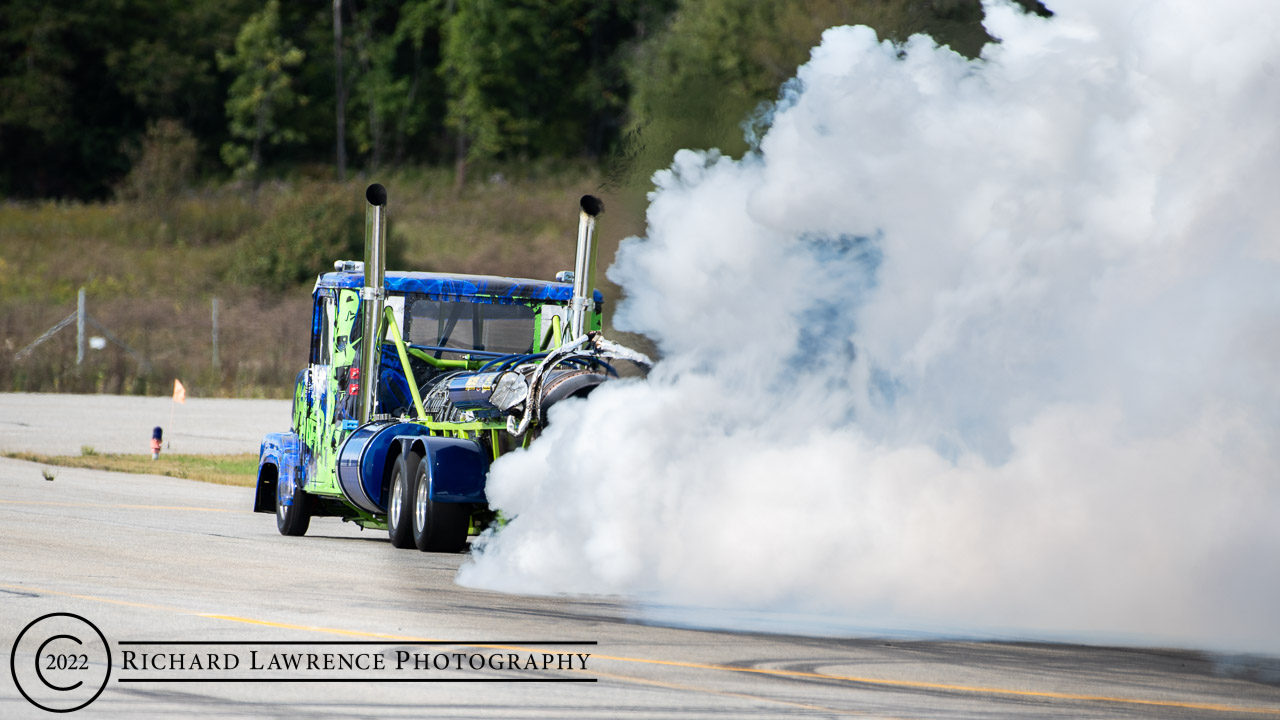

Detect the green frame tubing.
[
  {"left": 377, "top": 307, "right": 521, "bottom": 451},
  {"left": 380, "top": 305, "right": 430, "bottom": 420}
]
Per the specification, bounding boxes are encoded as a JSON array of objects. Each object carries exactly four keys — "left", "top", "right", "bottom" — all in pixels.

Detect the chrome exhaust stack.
[
  {"left": 568, "top": 195, "right": 604, "bottom": 339},
  {"left": 358, "top": 183, "right": 388, "bottom": 424}
]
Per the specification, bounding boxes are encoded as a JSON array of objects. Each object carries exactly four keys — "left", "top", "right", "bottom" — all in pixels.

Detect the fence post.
[
  {"left": 76, "top": 287, "right": 86, "bottom": 365},
  {"left": 212, "top": 297, "right": 221, "bottom": 370}
]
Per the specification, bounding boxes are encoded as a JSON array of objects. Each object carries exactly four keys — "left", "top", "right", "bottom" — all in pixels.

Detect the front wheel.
[
  {"left": 387, "top": 451, "right": 420, "bottom": 548},
  {"left": 276, "top": 472, "right": 310, "bottom": 536},
  {"left": 412, "top": 458, "right": 469, "bottom": 553}
]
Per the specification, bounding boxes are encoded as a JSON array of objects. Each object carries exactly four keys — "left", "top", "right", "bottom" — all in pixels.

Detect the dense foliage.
[{"left": 0, "top": 0, "right": 1047, "bottom": 200}]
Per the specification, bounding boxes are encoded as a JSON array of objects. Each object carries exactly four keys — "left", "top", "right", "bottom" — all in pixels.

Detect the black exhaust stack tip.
[
  {"left": 366, "top": 183, "right": 388, "bottom": 207},
  {"left": 580, "top": 195, "right": 604, "bottom": 217}
]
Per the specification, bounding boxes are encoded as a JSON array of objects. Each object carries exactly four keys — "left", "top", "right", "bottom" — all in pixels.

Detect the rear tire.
[
  {"left": 387, "top": 451, "right": 419, "bottom": 549},
  {"left": 276, "top": 472, "right": 310, "bottom": 536},
  {"left": 412, "top": 458, "right": 469, "bottom": 553}
]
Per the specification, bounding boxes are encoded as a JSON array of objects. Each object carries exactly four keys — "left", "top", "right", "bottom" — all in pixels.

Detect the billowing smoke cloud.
[{"left": 458, "top": 0, "right": 1280, "bottom": 653}]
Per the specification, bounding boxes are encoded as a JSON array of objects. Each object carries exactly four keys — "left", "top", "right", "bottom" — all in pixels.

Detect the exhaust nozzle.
[
  {"left": 568, "top": 195, "right": 604, "bottom": 339},
  {"left": 358, "top": 183, "right": 388, "bottom": 425}
]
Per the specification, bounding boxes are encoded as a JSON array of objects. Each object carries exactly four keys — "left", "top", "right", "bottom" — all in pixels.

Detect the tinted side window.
[
  {"left": 309, "top": 295, "right": 334, "bottom": 365},
  {"left": 315, "top": 296, "right": 333, "bottom": 365},
  {"left": 405, "top": 298, "right": 534, "bottom": 354}
]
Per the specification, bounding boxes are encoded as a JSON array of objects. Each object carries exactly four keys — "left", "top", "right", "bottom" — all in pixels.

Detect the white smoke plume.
[{"left": 458, "top": 0, "right": 1280, "bottom": 653}]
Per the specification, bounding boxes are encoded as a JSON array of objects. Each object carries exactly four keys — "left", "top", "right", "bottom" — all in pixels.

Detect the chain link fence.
[{"left": 2, "top": 291, "right": 313, "bottom": 398}]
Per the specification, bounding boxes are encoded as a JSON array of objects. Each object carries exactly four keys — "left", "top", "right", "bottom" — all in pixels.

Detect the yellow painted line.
[
  {"left": 585, "top": 652, "right": 1280, "bottom": 716},
  {"left": 588, "top": 668, "right": 886, "bottom": 717},
  {"left": 0, "top": 583, "right": 185, "bottom": 614},
  {"left": 197, "top": 614, "right": 413, "bottom": 641},
  {"left": 0, "top": 499, "right": 237, "bottom": 513},
  {"left": 197, "top": 615, "right": 883, "bottom": 716},
  {"left": 196, "top": 614, "right": 1280, "bottom": 715},
  {"left": 10, "top": 584, "right": 1280, "bottom": 716}
]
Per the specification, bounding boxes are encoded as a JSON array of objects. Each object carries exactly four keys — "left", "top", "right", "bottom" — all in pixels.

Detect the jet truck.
[{"left": 253, "top": 184, "right": 649, "bottom": 551}]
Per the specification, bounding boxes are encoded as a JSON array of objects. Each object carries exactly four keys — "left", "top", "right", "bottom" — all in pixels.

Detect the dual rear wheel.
[{"left": 387, "top": 450, "right": 470, "bottom": 553}]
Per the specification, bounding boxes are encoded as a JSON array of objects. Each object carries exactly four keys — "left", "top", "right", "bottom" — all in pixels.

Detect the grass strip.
[{"left": 3, "top": 452, "right": 258, "bottom": 487}]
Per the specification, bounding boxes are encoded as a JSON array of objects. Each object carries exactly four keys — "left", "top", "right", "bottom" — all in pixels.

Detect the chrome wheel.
[
  {"left": 390, "top": 473, "right": 404, "bottom": 530},
  {"left": 411, "top": 460, "right": 469, "bottom": 553},
  {"left": 387, "top": 452, "right": 419, "bottom": 548},
  {"left": 414, "top": 471, "right": 428, "bottom": 535}
]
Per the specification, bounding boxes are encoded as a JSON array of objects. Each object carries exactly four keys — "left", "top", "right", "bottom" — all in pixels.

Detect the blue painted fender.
[
  {"left": 410, "top": 435, "right": 489, "bottom": 505},
  {"left": 255, "top": 432, "right": 302, "bottom": 514}
]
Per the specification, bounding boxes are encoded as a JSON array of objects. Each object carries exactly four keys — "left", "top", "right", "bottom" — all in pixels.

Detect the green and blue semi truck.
[{"left": 253, "top": 185, "right": 649, "bottom": 551}]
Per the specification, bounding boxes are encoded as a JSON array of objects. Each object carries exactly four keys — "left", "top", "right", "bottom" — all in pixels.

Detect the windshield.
[{"left": 404, "top": 297, "right": 536, "bottom": 354}]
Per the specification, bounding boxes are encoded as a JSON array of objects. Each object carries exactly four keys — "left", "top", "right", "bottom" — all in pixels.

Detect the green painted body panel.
[
  {"left": 291, "top": 283, "right": 603, "bottom": 516},
  {"left": 304, "top": 288, "right": 363, "bottom": 498}
]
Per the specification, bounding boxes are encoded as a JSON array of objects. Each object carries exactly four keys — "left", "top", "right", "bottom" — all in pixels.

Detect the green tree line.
[{"left": 0, "top": 0, "right": 1047, "bottom": 200}]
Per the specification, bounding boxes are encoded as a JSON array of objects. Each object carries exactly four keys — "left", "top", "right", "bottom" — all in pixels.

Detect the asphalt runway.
[
  {"left": 2, "top": 395, "right": 1279, "bottom": 718},
  {"left": 0, "top": 392, "right": 291, "bottom": 455}
]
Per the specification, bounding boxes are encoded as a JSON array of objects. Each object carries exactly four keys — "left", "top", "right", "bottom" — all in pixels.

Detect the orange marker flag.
[{"left": 173, "top": 378, "right": 187, "bottom": 404}]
